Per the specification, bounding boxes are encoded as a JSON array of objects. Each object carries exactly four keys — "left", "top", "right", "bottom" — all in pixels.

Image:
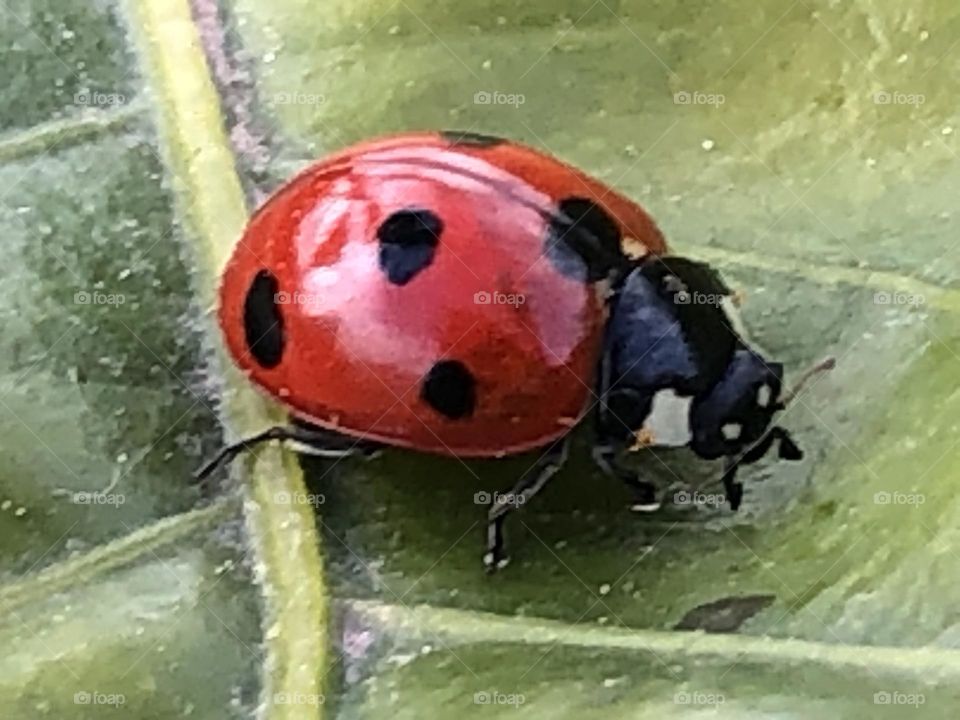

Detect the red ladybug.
[{"left": 201, "top": 131, "right": 830, "bottom": 571}]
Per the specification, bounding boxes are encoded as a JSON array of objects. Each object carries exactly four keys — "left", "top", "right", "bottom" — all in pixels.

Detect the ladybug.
[{"left": 199, "top": 130, "right": 833, "bottom": 571}]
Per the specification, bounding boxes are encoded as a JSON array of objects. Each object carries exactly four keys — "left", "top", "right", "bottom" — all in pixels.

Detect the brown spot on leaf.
[{"left": 674, "top": 594, "right": 775, "bottom": 633}]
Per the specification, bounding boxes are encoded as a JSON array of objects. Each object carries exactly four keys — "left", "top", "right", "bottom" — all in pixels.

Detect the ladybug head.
[
  {"left": 689, "top": 350, "right": 835, "bottom": 463},
  {"left": 689, "top": 348, "right": 785, "bottom": 459}
]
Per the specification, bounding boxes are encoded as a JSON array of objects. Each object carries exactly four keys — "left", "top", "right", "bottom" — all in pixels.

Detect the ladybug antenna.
[{"left": 778, "top": 356, "right": 836, "bottom": 408}]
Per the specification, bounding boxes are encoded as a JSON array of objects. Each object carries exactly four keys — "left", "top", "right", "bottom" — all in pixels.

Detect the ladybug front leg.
[
  {"left": 719, "top": 457, "right": 744, "bottom": 512},
  {"left": 484, "top": 436, "right": 570, "bottom": 573},
  {"left": 720, "top": 427, "right": 802, "bottom": 511}
]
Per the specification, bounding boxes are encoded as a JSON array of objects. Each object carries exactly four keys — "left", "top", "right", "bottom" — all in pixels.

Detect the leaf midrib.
[{"left": 349, "top": 598, "right": 960, "bottom": 682}]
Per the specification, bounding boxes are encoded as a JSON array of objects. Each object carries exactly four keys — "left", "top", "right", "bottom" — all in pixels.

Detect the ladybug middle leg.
[
  {"left": 591, "top": 425, "right": 661, "bottom": 512},
  {"left": 484, "top": 435, "right": 569, "bottom": 573},
  {"left": 592, "top": 340, "right": 661, "bottom": 512}
]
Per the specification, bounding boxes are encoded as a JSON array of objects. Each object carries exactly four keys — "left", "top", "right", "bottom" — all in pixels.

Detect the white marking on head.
[
  {"left": 721, "top": 422, "right": 743, "bottom": 441},
  {"left": 756, "top": 383, "right": 772, "bottom": 408},
  {"left": 643, "top": 390, "right": 693, "bottom": 447}
]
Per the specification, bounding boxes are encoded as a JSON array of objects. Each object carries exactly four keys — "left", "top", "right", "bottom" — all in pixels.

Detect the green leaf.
[
  {"left": 1, "top": 0, "right": 326, "bottom": 717},
  {"left": 8, "top": 0, "right": 960, "bottom": 718},
  {"left": 222, "top": 0, "right": 960, "bottom": 715}
]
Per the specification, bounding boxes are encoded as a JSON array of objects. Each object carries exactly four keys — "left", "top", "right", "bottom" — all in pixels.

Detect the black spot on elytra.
[
  {"left": 440, "top": 130, "right": 506, "bottom": 148},
  {"left": 243, "top": 270, "right": 284, "bottom": 368},
  {"left": 377, "top": 209, "right": 442, "bottom": 285},
  {"left": 421, "top": 360, "right": 476, "bottom": 419},
  {"left": 545, "top": 197, "right": 625, "bottom": 282}
]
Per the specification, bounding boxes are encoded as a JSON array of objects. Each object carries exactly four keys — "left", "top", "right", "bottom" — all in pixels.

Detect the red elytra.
[{"left": 218, "top": 131, "right": 667, "bottom": 457}]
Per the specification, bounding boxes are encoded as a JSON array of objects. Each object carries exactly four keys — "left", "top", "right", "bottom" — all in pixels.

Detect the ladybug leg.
[
  {"left": 720, "top": 457, "right": 744, "bottom": 511},
  {"left": 289, "top": 417, "right": 382, "bottom": 458},
  {"left": 719, "top": 432, "right": 776, "bottom": 510},
  {"left": 720, "top": 427, "right": 802, "bottom": 511},
  {"left": 195, "top": 422, "right": 377, "bottom": 484},
  {"left": 594, "top": 353, "right": 660, "bottom": 511},
  {"left": 591, "top": 443, "right": 660, "bottom": 512},
  {"left": 484, "top": 436, "right": 570, "bottom": 573}
]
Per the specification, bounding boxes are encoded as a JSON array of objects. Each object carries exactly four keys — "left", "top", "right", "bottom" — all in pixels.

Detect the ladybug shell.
[{"left": 219, "top": 132, "right": 667, "bottom": 457}]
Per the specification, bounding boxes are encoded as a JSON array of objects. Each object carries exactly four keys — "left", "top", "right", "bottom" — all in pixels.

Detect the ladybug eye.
[
  {"left": 545, "top": 197, "right": 624, "bottom": 282},
  {"left": 377, "top": 208, "right": 443, "bottom": 285},
  {"left": 421, "top": 360, "right": 477, "bottom": 419},
  {"left": 243, "top": 269, "right": 285, "bottom": 368}
]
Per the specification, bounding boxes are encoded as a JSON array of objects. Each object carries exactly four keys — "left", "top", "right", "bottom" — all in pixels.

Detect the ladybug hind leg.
[
  {"left": 288, "top": 417, "right": 382, "bottom": 458},
  {"left": 194, "top": 420, "right": 380, "bottom": 485},
  {"left": 484, "top": 436, "right": 570, "bottom": 573}
]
